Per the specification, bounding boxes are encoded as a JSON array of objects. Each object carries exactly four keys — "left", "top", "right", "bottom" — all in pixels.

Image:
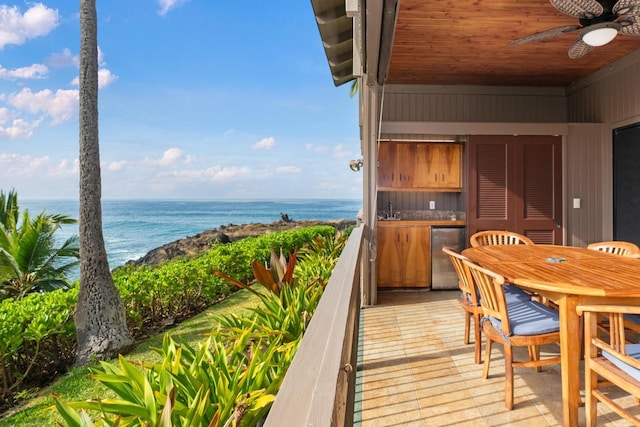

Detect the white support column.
[{"left": 361, "top": 76, "right": 381, "bottom": 306}]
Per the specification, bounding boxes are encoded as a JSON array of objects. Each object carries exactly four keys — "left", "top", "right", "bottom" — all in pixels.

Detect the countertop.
[
  {"left": 378, "top": 219, "right": 466, "bottom": 226},
  {"left": 377, "top": 210, "right": 466, "bottom": 226}
]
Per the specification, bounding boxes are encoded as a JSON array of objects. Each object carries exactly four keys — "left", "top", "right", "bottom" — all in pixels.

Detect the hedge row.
[{"left": 0, "top": 225, "right": 337, "bottom": 409}]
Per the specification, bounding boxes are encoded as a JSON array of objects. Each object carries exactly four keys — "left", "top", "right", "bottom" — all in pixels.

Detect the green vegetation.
[
  {"left": 0, "top": 283, "right": 262, "bottom": 427},
  {"left": 0, "top": 224, "right": 346, "bottom": 426},
  {"left": 0, "top": 189, "right": 79, "bottom": 300}
]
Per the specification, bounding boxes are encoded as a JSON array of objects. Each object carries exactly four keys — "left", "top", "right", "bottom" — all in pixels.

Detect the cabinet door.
[
  {"left": 377, "top": 226, "right": 403, "bottom": 286},
  {"left": 395, "top": 143, "right": 416, "bottom": 188},
  {"left": 403, "top": 226, "right": 431, "bottom": 286},
  {"left": 414, "top": 144, "right": 440, "bottom": 188},
  {"left": 438, "top": 144, "right": 462, "bottom": 189},
  {"left": 377, "top": 143, "right": 397, "bottom": 188},
  {"left": 377, "top": 225, "right": 431, "bottom": 288}
]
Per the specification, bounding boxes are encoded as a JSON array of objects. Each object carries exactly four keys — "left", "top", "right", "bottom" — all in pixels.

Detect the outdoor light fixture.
[
  {"left": 580, "top": 22, "right": 621, "bottom": 47},
  {"left": 349, "top": 159, "right": 363, "bottom": 172}
]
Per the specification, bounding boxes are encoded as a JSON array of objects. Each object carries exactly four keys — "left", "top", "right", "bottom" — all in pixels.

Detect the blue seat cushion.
[
  {"left": 624, "top": 313, "right": 640, "bottom": 325},
  {"left": 602, "top": 343, "right": 640, "bottom": 382},
  {"left": 476, "top": 283, "right": 531, "bottom": 306},
  {"left": 503, "top": 283, "right": 532, "bottom": 304},
  {"left": 485, "top": 300, "right": 560, "bottom": 336}
]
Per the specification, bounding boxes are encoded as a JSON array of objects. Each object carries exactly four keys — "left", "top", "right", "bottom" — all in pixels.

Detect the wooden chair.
[
  {"left": 587, "top": 240, "right": 640, "bottom": 258},
  {"left": 443, "top": 247, "right": 533, "bottom": 365},
  {"left": 578, "top": 304, "right": 640, "bottom": 426},
  {"left": 470, "top": 230, "right": 534, "bottom": 247},
  {"left": 586, "top": 241, "right": 640, "bottom": 337},
  {"left": 463, "top": 258, "right": 561, "bottom": 410},
  {"left": 443, "top": 247, "right": 483, "bottom": 364},
  {"left": 469, "top": 229, "right": 545, "bottom": 303}
]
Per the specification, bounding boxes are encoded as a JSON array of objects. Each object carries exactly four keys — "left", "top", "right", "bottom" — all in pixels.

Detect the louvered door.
[{"left": 467, "top": 135, "right": 562, "bottom": 244}]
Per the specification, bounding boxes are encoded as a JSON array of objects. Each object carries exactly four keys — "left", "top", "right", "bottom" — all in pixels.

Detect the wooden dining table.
[{"left": 462, "top": 244, "right": 640, "bottom": 427}]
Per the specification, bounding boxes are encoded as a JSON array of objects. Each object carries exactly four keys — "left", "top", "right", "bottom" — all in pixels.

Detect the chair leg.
[
  {"left": 585, "top": 361, "right": 598, "bottom": 427},
  {"left": 483, "top": 338, "right": 492, "bottom": 379},
  {"left": 504, "top": 344, "right": 514, "bottom": 410},
  {"left": 528, "top": 345, "right": 542, "bottom": 372},
  {"left": 464, "top": 311, "right": 471, "bottom": 345},
  {"left": 473, "top": 313, "right": 482, "bottom": 364}
]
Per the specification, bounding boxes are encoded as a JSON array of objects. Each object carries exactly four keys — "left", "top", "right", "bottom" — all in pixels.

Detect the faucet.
[{"left": 388, "top": 201, "right": 394, "bottom": 218}]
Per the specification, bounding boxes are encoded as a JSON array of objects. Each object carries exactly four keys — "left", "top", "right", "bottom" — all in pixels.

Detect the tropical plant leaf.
[
  {"left": 212, "top": 270, "right": 261, "bottom": 297},
  {"left": 251, "top": 261, "right": 278, "bottom": 293},
  {"left": 52, "top": 392, "right": 83, "bottom": 427}
]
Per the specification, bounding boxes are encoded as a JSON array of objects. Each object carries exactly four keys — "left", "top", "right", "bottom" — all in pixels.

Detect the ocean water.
[{"left": 20, "top": 199, "right": 362, "bottom": 273}]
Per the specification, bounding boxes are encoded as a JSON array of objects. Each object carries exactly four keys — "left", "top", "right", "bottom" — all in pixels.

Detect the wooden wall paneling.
[
  {"left": 383, "top": 87, "right": 567, "bottom": 123},
  {"left": 565, "top": 124, "right": 605, "bottom": 247}
]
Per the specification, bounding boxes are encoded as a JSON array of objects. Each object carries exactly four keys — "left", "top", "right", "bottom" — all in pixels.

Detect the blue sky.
[{"left": 0, "top": 1, "right": 361, "bottom": 200}]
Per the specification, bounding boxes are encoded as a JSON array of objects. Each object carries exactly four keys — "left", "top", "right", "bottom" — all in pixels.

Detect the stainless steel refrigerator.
[{"left": 431, "top": 226, "right": 466, "bottom": 289}]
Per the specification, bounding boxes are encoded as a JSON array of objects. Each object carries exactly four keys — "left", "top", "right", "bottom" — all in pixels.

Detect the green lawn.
[{"left": 0, "top": 289, "right": 261, "bottom": 427}]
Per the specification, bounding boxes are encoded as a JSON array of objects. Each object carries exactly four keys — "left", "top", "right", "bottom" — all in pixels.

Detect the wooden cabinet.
[
  {"left": 378, "top": 143, "right": 417, "bottom": 188},
  {"left": 377, "top": 223, "right": 431, "bottom": 287},
  {"left": 378, "top": 142, "right": 462, "bottom": 191}
]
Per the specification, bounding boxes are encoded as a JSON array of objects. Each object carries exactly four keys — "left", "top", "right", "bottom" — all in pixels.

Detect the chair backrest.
[
  {"left": 463, "top": 258, "right": 509, "bottom": 334},
  {"left": 442, "top": 246, "right": 479, "bottom": 306},
  {"left": 586, "top": 240, "right": 640, "bottom": 258},
  {"left": 469, "top": 230, "right": 534, "bottom": 248},
  {"left": 578, "top": 304, "right": 640, "bottom": 357}
]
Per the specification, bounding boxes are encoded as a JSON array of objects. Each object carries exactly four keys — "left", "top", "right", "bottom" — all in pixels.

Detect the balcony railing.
[{"left": 264, "top": 224, "right": 364, "bottom": 426}]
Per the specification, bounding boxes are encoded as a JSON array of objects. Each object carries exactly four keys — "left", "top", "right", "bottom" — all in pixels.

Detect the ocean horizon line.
[{"left": 21, "top": 197, "right": 362, "bottom": 202}]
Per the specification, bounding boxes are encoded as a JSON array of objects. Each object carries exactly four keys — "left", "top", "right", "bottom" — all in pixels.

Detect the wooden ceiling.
[{"left": 387, "top": 0, "right": 640, "bottom": 87}]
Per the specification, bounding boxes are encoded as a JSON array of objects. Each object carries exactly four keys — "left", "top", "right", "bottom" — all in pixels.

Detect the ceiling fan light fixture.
[{"left": 580, "top": 22, "right": 621, "bottom": 47}]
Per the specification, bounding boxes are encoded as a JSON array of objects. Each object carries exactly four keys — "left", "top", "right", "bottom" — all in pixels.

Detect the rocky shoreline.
[{"left": 127, "top": 218, "right": 357, "bottom": 267}]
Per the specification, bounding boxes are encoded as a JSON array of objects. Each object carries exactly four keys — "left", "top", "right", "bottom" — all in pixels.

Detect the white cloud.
[
  {"left": 158, "top": 0, "right": 190, "bottom": 16},
  {"left": 0, "top": 118, "right": 40, "bottom": 139},
  {"left": 252, "top": 137, "right": 276, "bottom": 150},
  {"left": 305, "top": 143, "right": 329, "bottom": 154},
  {"left": 145, "top": 148, "right": 184, "bottom": 167},
  {"left": 276, "top": 165, "right": 302, "bottom": 174},
  {"left": 108, "top": 160, "right": 128, "bottom": 171},
  {"left": 0, "top": 64, "right": 48, "bottom": 80},
  {"left": 0, "top": 154, "right": 78, "bottom": 179},
  {"left": 333, "top": 143, "right": 350, "bottom": 158},
  {"left": 49, "top": 48, "right": 77, "bottom": 67},
  {"left": 188, "top": 165, "right": 250, "bottom": 182},
  {"left": 70, "top": 67, "right": 118, "bottom": 89},
  {"left": 97, "top": 68, "right": 118, "bottom": 89},
  {"left": 9, "top": 87, "right": 78, "bottom": 125},
  {"left": 0, "top": 3, "right": 59, "bottom": 49},
  {"left": 154, "top": 166, "right": 250, "bottom": 184},
  {"left": 52, "top": 158, "right": 78, "bottom": 176}
]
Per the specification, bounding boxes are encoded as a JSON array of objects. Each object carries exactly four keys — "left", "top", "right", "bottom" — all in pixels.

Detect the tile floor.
[{"left": 354, "top": 290, "right": 639, "bottom": 426}]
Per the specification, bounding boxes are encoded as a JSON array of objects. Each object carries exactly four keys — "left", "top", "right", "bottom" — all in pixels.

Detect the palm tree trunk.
[{"left": 75, "top": 0, "right": 133, "bottom": 365}]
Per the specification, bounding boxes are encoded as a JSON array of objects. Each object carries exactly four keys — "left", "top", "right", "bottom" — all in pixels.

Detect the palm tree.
[
  {"left": 0, "top": 189, "right": 19, "bottom": 231},
  {"left": 75, "top": 0, "right": 133, "bottom": 365},
  {"left": 0, "top": 207, "right": 79, "bottom": 299}
]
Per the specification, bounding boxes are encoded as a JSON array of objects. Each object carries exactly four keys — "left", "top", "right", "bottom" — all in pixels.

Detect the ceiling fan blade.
[
  {"left": 613, "top": 0, "right": 640, "bottom": 16},
  {"left": 620, "top": 15, "right": 640, "bottom": 34},
  {"left": 568, "top": 38, "right": 594, "bottom": 58},
  {"left": 510, "top": 25, "right": 580, "bottom": 45},
  {"left": 550, "top": 0, "right": 603, "bottom": 19}
]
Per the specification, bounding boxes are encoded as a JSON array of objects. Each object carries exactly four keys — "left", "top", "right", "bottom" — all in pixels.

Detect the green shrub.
[
  {"left": 0, "top": 226, "right": 337, "bottom": 411},
  {"left": 54, "top": 230, "right": 348, "bottom": 427},
  {"left": 0, "top": 288, "right": 77, "bottom": 406}
]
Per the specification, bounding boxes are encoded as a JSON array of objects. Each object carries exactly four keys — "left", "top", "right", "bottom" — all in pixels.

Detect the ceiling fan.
[{"left": 511, "top": 0, "right": 640, "bottom": 58}]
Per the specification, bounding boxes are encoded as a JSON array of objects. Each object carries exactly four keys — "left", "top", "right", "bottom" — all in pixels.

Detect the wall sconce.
[{"left": 349, "top": 159, "right": 363, "bottom": 172}]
